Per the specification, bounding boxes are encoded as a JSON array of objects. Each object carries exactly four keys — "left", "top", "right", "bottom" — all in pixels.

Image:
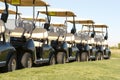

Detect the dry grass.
[{"left": 111, "top": 49, "right": 120, "bottom": 58}]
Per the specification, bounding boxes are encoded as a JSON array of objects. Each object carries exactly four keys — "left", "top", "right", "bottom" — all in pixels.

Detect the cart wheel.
[
  {"left": 7, "top": 54, "right": 17, "bottom": 71},
  {"left": 107, "top": 52, "right": 111, "bottom": 59},
  {"left": 49, "top": 54, "right": 56, "bottom": 65},
  {"left": 76, "top": 52, "right": 80, "bottom": 62},
  {"left": 57, "top": 52, "right": 66, "bottom": 64},
  {"left": 81, "top": 52, "right": 88, "bottom": 61},
  {"left": 96, "top": 52, "right": 102, "bottom": 60},
  {"left": 21, "top": 53, "right": 32, "bottom": 68}
]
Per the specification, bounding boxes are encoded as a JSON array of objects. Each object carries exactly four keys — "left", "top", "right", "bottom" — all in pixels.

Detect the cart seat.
[
  {"left": 48, "top": 32, "right": 58, "bottom": 40},
  {"left": 65, "top": 33, "right": 75, "bottom": 43},
  {"left": 48, "top": 32, "right": 75, "bottom": 42},
  {"left": 10, "top": 27, "right": 25, "bottom": 37},
  {"left": 75, "top": 36, "right": 81, "bottom": 43},
  {"left": 48, "top": 32, "right": 64, "bottom": 41},
  {"left": 31, "top": 28, "right": 48, "bottom": 40}
]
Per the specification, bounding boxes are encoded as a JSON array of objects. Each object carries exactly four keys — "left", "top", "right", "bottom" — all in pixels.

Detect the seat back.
[
  {"left": 31, "top": 28, "right": 48, "bottom": 39},
  {"left": 94, "top": 35, "right": 104, "bottom": 43},
  {"left": 78, "top": 32, "right": 89, "bottom": 41},
  {"left": 0, "top": 20, "right": 5, "bottom": 34}
]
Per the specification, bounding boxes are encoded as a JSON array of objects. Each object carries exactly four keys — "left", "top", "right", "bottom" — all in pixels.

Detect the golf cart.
[
  {"left": 94, "top": 24, "right": 111, "bottom": 59},
  {"left": 0, "top": 2, "right": 17, "bottom": 72},
  {"left": 38, "top": 9, "right": 79, "bottom": 63},
  {"left": 67, "top": 19, "right": 102, "bottom": 61},
  {"left": 20, "top": 17, "right": 56, "bottom": 65},
  {"left": 50, "top": 23, "right": 79, "bottom": 62},
  {"left": 0, "top": 0, "right": 55, "bottom": 68}
]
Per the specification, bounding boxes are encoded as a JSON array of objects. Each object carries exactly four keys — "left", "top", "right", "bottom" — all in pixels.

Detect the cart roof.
[
  {"left": 22, "top": 18, "right": 46, "bottom": 22},
  {"left": 0, "top": 0, "right": 49, "bottom": 6},
  {"left": 94, "top": 24, "right": 108, "bottom": 28},
  {"left": 50, "top": 23, "right": 66, "bottom": 27},
  {"left": 38, "top": 8, "right": 76, "bottom": 17},
  {"left": 0, "top": 8, "right": 20, "bottom": 14},
  {"left": 83, "top": 24, "right": 108, "bottom": 28},
  {"left": 78, "top": 30, "right": 104, "bottom": 33},
  {"left": 67, "top": 19, "right": 94, "bottom": 24}
]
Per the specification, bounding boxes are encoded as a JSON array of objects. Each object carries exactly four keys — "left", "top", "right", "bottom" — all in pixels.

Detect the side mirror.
[
  {"left": 44, "top": 23, "right": 50, "bottom": 31},
  {"left": 104, "top": 33, "right": 108, "bottom": 40},
  {"left": 71, "top": 27, "right": 76, "bottom": 34},
  {"left": 1, "top": 4, "right": 9, "bottom": 23},
  {"left": 91, "top": 31, "right": 95, "bottom": 38}
]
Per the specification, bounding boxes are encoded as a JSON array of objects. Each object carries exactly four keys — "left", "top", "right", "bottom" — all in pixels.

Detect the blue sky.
[
  {"left": 0, "top": 0, "right": 120, "bottom": 46},
  {"left": 44, "top": 0, "right": 120, "bottom": 46}
]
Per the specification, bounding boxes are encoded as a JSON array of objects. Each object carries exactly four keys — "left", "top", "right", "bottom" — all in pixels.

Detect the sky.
[{"left": 0, "top": 0, "right": 120, "bottom": 46}]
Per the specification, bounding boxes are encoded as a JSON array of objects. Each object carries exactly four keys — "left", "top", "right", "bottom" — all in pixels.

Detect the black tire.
[
  {"left": 21, "top": 53, "right": 32, "bottom": 68},
  {"left": 108, "top": 52, "right": 111, "bottom": 59},
  {"left": 57, "top": 52, "right": 66, "bottom": 64},
  {"left": 7, "top": 54, "right": 17, "bottom": 72},
  {"left": 81, "top": 52, "right": 88, "bottom": 61},
  {"left": 76, "top": 52, "right": 80, "bottom": 62},
  {"left": 49, "top": 54, "right": 56, "bottom": 65},
  {"left": 95, "top": 52, "right": 102, "bottom": 60}
]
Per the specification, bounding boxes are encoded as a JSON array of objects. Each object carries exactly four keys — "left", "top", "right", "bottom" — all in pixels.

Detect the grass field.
[{"left": 0, "top": 49, "right": 120, "bottom": 80}]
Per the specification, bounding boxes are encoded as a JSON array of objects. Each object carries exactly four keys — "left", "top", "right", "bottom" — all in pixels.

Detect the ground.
[{"left": 0, "top": 49, "right": 120, "bottom": 80}]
